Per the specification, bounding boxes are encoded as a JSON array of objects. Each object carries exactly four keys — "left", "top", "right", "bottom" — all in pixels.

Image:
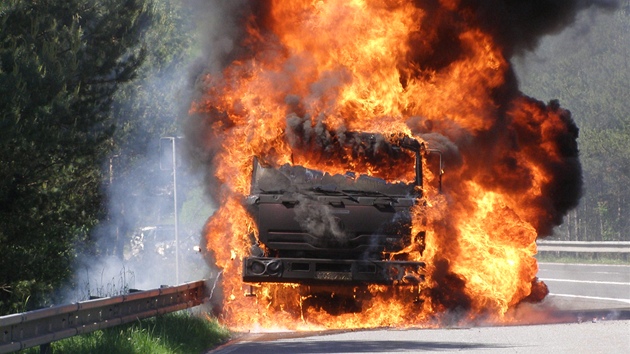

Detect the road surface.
[
  {"left": 538, "top": 262, "right": 630, "bottom": 309},
  {"left": 208, "top": 263, "right": 630, "bottom": 353}
]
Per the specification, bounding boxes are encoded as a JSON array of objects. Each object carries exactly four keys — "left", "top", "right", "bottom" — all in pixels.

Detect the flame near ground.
[{"left": 187, "top": 0, "right": 585, "bottom": 330}]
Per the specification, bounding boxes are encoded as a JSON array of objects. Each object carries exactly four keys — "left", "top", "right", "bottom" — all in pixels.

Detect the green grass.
[
  {"left": 536, "top": 252, "right": 630, "bottom": 265},
  {"left": 20, "top": 311, "right": 230, "bottom": 354}
]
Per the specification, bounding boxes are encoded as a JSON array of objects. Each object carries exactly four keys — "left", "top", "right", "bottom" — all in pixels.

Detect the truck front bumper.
[{"left": 243, "top": 257, "right": 425, "bottom": 285}]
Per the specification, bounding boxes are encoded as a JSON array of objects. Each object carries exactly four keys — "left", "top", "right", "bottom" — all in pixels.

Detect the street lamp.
[{"left": 160, "top": 137, "right": 180, "bottom": 284}]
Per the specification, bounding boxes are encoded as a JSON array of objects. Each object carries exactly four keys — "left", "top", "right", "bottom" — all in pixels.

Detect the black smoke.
[{"left": 459, "top": 0, "right": 619, "bottom": 55}]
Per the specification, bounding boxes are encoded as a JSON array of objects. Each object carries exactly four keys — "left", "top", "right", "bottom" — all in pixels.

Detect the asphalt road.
[
  {"left": 538, "top": 262, "right": 630, "bottom": 309},
  {"left": 211, "top": 322, "right": 630, "bottom": 354},
  {"left": 209, "top": 263, "right": 630, "bottom": 354}
]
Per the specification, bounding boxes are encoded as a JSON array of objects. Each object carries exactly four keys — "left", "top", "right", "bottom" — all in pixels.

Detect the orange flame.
[{"left": 190, "top": 0, "right": 580, "bottom": 330}]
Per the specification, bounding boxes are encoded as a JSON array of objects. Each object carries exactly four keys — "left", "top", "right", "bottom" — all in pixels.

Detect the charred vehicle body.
[{"left": 242, "top": 133, "right": 439, "bottom": 285}]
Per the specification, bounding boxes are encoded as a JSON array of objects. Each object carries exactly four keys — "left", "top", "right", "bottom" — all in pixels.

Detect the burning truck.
[
  {"left": 242, "top": 133, "right": 439, "bottom": 286},
  {"left": 188, "top": 1, "right": 587, "bottom": 329}
]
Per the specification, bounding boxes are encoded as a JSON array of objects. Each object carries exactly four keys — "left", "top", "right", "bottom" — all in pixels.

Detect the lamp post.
[{"left": 160, "top": 137, "right": 180, "bottom": 284}]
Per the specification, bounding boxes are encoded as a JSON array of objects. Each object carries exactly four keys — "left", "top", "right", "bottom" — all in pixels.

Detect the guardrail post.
[{"left": 40, "top": 343, "right": 51, "bottom": 354}]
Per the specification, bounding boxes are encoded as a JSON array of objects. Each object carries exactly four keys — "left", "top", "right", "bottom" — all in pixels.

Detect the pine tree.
[{"left": 0, "top": 0, "right": 149, "bottom": 314}]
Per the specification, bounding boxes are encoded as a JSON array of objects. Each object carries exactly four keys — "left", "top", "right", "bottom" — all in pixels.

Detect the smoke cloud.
[{"left": 64, "top": 2, "right": 216, "bottom": 302}]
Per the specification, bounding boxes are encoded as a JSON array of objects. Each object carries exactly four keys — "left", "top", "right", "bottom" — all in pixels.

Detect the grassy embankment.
[{"left": 19, "top": 311, "right": 231, "bottom": 354}]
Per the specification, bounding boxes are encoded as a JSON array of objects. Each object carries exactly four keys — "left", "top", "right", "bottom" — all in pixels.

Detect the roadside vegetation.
[
  {"left": 0, "top": 0, "right": 199, "bottom": 314},
  {"left": 18, "top": 311, "right": 231, "bottom": 354}
]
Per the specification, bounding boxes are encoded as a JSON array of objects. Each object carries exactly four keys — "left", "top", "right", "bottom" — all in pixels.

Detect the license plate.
[{"left": 315, "top": 271, "right": 352, "bottom": 281}]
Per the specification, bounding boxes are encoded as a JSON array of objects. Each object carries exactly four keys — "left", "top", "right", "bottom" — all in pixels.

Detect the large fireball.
[{"left": 188, "top": 0, "right": 583, "bottom": 330}]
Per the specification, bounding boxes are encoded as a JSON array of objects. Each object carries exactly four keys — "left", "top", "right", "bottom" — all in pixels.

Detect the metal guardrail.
[
  {"left": 537, "top": 240, "right": 630, "bottom": 253},
  {"left": 0, "top": 279, "right": 207, "bottom": 353}
]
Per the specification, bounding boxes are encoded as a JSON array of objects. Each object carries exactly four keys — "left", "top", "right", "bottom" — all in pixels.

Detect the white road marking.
[{"left": 549, "top": 293, "right": 630, "bottom": 304}]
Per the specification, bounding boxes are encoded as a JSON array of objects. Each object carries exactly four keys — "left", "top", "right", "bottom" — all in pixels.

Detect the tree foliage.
[
  {"left": 515, "top": 3, "right": 630, "bottom": 241},
  {"left": 0, "top": 0, "right": 149, "bottom": 314}
]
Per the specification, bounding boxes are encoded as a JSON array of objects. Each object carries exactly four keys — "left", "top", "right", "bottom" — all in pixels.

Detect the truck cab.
[{"left": 242, "top": 134, "right": 431, "bottom": 285}]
